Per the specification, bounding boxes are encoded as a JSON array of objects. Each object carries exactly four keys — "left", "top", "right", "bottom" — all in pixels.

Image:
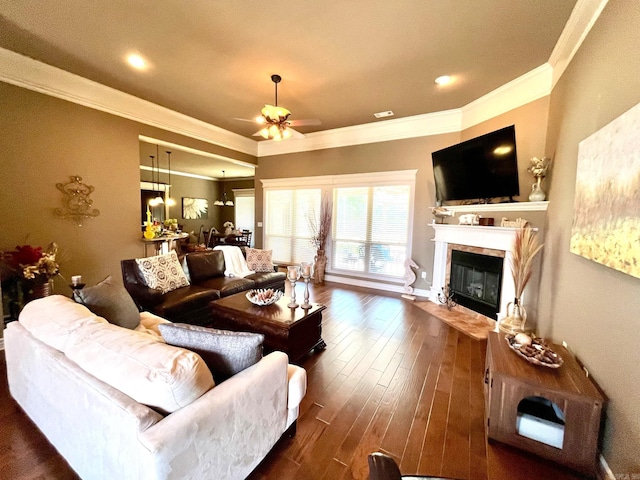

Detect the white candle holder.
[
  {"left": 300, "top": 262, "right": 312, "bottom": 309},
  {"left": 287, "top": 265, "right": 301, "bottom": 308}
]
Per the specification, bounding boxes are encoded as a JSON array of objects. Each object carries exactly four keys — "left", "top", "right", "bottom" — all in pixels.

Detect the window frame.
[{"left": 261, "top": 169, "right": 416, "bottom": 281}]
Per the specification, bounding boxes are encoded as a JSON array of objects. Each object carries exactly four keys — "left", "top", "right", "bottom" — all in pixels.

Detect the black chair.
[
  {"left": 206, "top": 227, "right": 220, "bottom": 248},
  {"left": 368, "top": 453, "right": 458, "bottom": 480},
  {"left": 226, "top": 230, "right": 252, "bottom": 248}
]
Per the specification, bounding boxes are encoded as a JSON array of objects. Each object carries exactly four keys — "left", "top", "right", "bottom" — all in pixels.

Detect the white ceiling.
[{"left": 0, "top": 0, "right": 578, "bottom": 178}]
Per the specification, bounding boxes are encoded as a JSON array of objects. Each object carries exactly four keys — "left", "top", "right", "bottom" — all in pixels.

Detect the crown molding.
[
  {"left": 0, "top": 0, "right": 606, "bottom": 159},
  {"left": 460, "top": 64, "right": 552, "bottom": 130},
  {"left": 0, "top": 48, "right": 257, "bottom": 157},
  {"left": 548, "top": 0, "right": 610, "bottom": 88},
  {"left": 261, "top": 169, "right": 417, "bottom": 189},
  {"left": 261, "top": 64, "right": 554, "bottom": 156},
  {"left": 257, "top": 109, "right": 463, "bottom": 157}
]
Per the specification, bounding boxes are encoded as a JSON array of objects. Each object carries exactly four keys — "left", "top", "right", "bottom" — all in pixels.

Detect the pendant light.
[
  {"left": 152, "top": 145, "right": 164, "bottom": 206},
  {"left": 165, "top": 150, "right": 176, "bottom": 207},
  {"left": 214, "top": 170, "right": 234, "bottom": 207},
  {"left": 148, "top": 155, "right": 158, "bottom": 206}
]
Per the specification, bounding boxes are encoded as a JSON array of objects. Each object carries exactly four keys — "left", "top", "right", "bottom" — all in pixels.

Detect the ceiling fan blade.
[
  {"left": 288, "top": 128, "right": 306, "bottom": 139},
  {"left": 234, "top": 117, "right": 262, "bottom": 123},
  {"left": 288, "top": 119, "right": 321, "bottom": 127}
]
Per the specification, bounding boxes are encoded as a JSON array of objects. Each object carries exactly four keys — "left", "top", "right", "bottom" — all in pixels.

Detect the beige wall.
[
  {"left": 539, "top": 0, "right": 640, "bottom": 473},
  {"left": 256, "top": 97, "right": 549, "bottom": 291},
  {"left": 256, "top": 134, "right": 458, "bottom": 288},
  {"left": 0, "top": 82, "right": 256, "bottom": 299},
  {"left": 2, "top": 3, "right": 637, "bottom": 470}
]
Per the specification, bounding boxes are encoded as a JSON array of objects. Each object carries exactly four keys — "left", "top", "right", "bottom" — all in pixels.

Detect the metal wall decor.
[{"left": 54, "top": 175, "right": 100, "bottom": 226}]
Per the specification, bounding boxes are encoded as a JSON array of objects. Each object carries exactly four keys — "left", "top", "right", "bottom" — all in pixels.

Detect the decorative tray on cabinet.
[{"left": 505, "top": 334, "right": 564, "bottom": 368}]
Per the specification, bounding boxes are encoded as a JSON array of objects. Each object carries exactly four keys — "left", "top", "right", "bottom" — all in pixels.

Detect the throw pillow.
[
  {"left": 135, "top": 250, "right": 190, "bottom": 294},
  {"left": 245, "top": 248, "right": 274, "bottom": 273},
  {"left": 73, "top": 275, "right": 140, "bottom": 329},
  {"left": 158, "top": 323, "right": 264, "bottom": 382}
]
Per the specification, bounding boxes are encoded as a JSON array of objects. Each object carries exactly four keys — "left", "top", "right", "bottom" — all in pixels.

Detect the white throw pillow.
[
  {"left": 245, "top": 248, "right": 274, "bottom": 273},
  {"left": 135, "top": 251, "right": 190, "bottom": 294}
]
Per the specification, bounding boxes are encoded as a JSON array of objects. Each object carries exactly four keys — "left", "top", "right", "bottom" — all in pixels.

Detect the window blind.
[
  {"left": 265, "top": 189, "right": 321, "bottom": 264},
  {"left": 333, "top": 185, "right": 410, "bottom": 277}
]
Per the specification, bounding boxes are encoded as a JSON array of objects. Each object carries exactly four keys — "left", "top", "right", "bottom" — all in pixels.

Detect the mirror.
[{"left": 139, "top": 137, "right": 255, "bottom": 238}]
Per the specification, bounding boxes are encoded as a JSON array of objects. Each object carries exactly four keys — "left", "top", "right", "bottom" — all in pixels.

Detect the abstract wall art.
[{"left": 570, "top": 101, "right": 640, "bottom": 279}]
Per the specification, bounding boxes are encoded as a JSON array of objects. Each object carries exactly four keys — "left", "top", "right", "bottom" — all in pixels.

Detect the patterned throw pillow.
[
  {"left": 135, "top": 251, "right": 190, "bottom": 294},
  {"left": 245, "top": 248, "right": 273, "bottom": 273}
]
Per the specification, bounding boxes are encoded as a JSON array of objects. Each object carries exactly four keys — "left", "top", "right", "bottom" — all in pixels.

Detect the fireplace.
[
  {"left": 429, "top": 222, "right": 542, "bottom": 322},
  {"left": 449, "top": 250, "right": 503, "bottom": 319}
]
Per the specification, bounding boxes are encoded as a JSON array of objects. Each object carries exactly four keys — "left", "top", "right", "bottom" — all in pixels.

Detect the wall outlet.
[
  {"left": 421, "top": 271, "right": 427, "bottom": 279},
  {"left": 257, "top": 222, "right": 263, "bottom": 227}
]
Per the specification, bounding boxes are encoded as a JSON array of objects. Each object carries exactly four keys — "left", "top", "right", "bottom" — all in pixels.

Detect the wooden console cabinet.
[{"left": 485, "top": 332, "right": 606, "bottom": 476}]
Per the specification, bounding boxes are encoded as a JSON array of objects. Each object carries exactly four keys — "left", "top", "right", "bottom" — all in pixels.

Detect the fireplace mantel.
[
  {"left": 430, "top": 223, "right": 538, "bottom": 251},
  {"left": 429, "top": 222, "right": 540, "bottom": 322}
]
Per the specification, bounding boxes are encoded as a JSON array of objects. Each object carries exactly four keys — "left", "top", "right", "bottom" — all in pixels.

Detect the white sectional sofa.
[{"left": 4, "top": 295, "right": 306, "bottom": 480}]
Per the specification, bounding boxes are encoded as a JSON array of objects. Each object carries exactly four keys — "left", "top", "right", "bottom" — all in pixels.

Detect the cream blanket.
[{"left": 214, "top": 245, "right": 255, "bottom": 278}]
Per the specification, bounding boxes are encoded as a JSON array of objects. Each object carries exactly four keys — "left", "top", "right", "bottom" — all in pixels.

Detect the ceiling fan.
[{"left": 238, "top": 74, "right": 320, "bottom": 141}]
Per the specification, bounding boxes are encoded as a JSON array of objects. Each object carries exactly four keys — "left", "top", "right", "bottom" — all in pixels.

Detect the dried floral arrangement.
[
  {"left": 527, "top": 156, "right": 551, "bottom": 178},
  {"left": 308, "top": 195, "right": 332, "bottom": 251},
  {"left": 510, "top": 227, "right": 543, "bottom": 298}
]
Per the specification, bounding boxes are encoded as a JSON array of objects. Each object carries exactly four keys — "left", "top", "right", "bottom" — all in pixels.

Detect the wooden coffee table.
[{"left": 208, "top": 292, "right": 327, "bottom": 363}]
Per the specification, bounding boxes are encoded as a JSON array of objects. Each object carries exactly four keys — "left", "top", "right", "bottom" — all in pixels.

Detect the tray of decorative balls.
[{"left": 505, "top": 333, "right": 564, "bottom": 369}]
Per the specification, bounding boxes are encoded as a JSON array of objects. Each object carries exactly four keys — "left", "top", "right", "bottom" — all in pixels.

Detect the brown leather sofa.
[{"left": 121, "top": 250, "right": 286, "bottom": 325}]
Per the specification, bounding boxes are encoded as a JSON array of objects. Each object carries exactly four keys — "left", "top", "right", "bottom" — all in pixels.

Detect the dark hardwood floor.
[{"left": 0, "top": 283, "right": 591, "bottom": 480}]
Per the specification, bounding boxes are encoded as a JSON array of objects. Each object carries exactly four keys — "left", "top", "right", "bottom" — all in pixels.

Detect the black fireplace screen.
[{"left": 450, "top": 250, "right": 503, "bottom": 319}]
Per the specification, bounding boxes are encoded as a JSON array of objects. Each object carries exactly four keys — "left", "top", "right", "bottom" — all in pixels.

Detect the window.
[
  {"left": 262, "top": 170, "right": 415, "bottom": 282},
  {"left": 332, "top": 185, "right": 411, "bottom": 277},
  {"left": 234, "top": 189, "right": 255, "bottom": 243},
  {"left": 265, "top": 189, "right": 321, "bottom": 264}
]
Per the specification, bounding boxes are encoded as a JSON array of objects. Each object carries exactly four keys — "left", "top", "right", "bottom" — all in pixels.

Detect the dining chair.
[{"left": 206, "top": 227, "right": 219, "bottom": 248}]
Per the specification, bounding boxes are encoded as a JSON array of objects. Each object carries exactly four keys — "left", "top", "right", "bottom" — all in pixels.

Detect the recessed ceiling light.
[
  {"left": 126, "top": 54, "right": 147, "bottom": 70},
  {"left": 435, "top": 75, "right": 452, "bottom": 85},
  {"left": 374, "top": 110, "right": 394, "bottom": 119}
]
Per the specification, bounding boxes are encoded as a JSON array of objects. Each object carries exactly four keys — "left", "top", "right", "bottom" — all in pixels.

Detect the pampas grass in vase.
[{"left": 499, "top": 227, "right": 543, "bottom": 334}]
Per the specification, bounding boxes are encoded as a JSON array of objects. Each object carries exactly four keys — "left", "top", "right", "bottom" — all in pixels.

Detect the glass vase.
[{"left": 498, "top": 298, "right": 527, "bottom": 334}]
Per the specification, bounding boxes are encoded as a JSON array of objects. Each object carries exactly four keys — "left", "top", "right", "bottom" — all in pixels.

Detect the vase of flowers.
[
  {"left": 308, "top": 195, "right": 331, "bottom": 284},
  {"left": 527, "top": 156, "right": 551, "bottom": 202},
  {"left": 0, "top": 243, "right": 60, "bottom": 317},
  {"left": 498, "top": 228, "right": 543, "bottom": 334}
]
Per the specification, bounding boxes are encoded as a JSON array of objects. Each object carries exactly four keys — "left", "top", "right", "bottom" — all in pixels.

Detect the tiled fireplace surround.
[{"left": 428, "top": 223, "right": 541, "bottom": 324}]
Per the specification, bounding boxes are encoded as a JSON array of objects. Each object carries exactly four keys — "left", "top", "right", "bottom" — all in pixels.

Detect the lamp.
[
  {"left": 214, "top": 170, "right": 234, "bottom": 207},
  {"left": 165, "top": 150, "right": 176, "bottom": 207}
]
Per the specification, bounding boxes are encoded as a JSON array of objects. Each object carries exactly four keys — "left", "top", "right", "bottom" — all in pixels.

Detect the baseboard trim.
[{"left": 323, "top": 274, "right": 430, "bottom": 298}]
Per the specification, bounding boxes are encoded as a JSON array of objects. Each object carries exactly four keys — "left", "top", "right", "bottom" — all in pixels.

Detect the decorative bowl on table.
[
  {"left": 246, "top": 288, "right": 283, "bottom": 306},
  {"left": 505, "top": 333, "right": 564, "bottom": 368}
]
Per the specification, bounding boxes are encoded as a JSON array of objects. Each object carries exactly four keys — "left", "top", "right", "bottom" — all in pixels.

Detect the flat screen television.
[{"left": 431, "top": 125, "right": 519, "bottom": 204}]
